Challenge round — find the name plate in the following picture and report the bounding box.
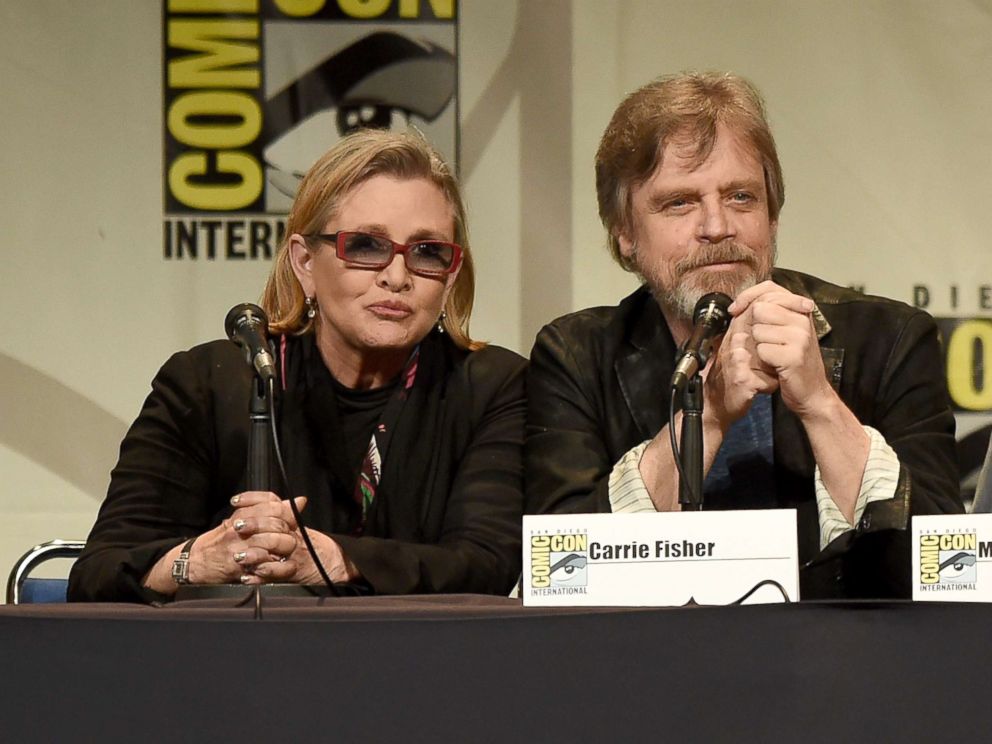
[522,510,799,607]
[913,514,992,601]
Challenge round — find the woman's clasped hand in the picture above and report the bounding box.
[144,492,361,593]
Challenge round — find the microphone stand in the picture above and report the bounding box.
[678,373,704,511]
[191,305,341,604]
[671,293,730,513]
[243,350,340,599]
[246,374,273,491]
[180,362,334,601]
[176,372,276,604]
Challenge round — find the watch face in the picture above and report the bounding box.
[172,558,188,584]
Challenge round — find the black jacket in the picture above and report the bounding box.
[525,268,962,598]
[69,332,526,602]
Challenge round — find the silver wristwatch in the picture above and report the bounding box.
[171,537,197,585]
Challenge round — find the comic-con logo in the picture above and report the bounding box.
[919,532,977,586]
[162,0,457,260]
[531,533,588,589]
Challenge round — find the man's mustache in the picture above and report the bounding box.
[674,242,760,275]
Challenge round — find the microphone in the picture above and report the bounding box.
[670,292,732,392]
[225,303,276,383]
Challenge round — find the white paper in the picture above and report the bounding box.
[522,510,800,607]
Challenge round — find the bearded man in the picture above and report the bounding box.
[525,72,962,598]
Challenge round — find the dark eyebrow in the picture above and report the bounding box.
[349,224,390,236]
[348,225,451,243]
[721,179,765,195]
[408,229,450,242]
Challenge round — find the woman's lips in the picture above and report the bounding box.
[368,301,413,319]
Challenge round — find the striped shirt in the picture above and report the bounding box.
[608,425,899,550]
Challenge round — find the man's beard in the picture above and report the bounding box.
[635,239,776,321]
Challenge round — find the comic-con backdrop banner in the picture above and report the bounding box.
[935,317,992,494]
[162,0,458,261]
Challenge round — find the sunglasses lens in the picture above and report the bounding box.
[336,232,457,275]
[408,242,455,274]
[341,233,392,265]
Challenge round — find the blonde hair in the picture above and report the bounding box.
[596,71,785,271]
[261,129,480,350]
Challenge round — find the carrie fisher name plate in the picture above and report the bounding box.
[522,510,799,607]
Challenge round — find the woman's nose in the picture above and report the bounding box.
[375,253,413,290]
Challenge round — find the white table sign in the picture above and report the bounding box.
[522,510,799,607]
[912,514,992,602]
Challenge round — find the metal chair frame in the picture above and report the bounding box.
[5,539,85,604]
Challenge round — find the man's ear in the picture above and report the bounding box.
[617,230,636,260]
[288,235,315,296]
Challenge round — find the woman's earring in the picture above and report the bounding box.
[305,295,317,320]
[436,310,447,334]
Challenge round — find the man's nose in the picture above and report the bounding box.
[697,202,734,243]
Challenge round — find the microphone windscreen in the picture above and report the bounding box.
[692,293,732,331]
[225,303,269,342]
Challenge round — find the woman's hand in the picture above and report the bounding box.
[197,491,305,585]
[262,528,360,586]
[224,492,361,586]
[143,491,359,592]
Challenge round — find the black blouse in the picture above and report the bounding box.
[68,331,527,602]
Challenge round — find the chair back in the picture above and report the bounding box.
[6,539,86,604]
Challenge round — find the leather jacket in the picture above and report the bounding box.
[525,268,962,599]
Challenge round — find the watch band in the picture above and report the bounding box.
[171,536,198,585]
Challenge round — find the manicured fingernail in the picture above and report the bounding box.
[230,494,241,506]
[233,519,246,532]
[233,551,247,563]
[239,574,252,584]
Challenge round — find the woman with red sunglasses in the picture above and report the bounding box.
[69,130,525,602]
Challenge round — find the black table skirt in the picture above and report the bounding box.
[0,596,983,742]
